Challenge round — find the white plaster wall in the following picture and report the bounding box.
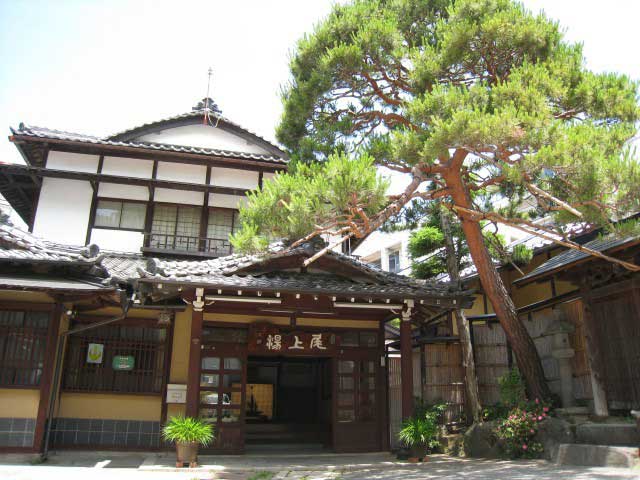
[136,124,271,155]
[156,162,206,184]
[98,183,149,201]
[32,178,93,246]
[46,151,99,173]
[208,194,246,209]
[354,230,412,274]
[89,228,145,253]
[101,156,154,178]
[263,172,278,183]
[210,167,259,189]
[154,188,203,205]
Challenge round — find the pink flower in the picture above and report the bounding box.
[522,444,528,450]
[535,398,540,404]
[538,416,543,421]
[543,407,549,412]
[542,413,547,417]
[530,429,535,434]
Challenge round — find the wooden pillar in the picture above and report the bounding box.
[580,283,608,416]
[400,307,414,420]
[34,304,62,452]
[186,306,204,417]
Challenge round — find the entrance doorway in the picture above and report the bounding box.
[245,356,332,451]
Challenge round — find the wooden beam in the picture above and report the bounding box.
[400,312,414,420]
[0,163,252,197]
[186,308,203,417]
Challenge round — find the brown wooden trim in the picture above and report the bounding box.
[85,155,103,244]
[258,170,264,189]
[33,304,62,452]
[400,317,413,420]
[0,163,252,197]
[160,317,175,425]
[186,309,203,417]
[0,302,55,312]
[11,135,287,172]
[28,147,48,232]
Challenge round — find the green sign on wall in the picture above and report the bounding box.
[112,355,135,371]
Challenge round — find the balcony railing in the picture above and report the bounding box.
[143,233,233,258]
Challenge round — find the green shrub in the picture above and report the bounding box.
[498,368,526,407]
[399,402,447,451]
[494,399,552,459]
[398,416,440,450]
[162,416,215,446]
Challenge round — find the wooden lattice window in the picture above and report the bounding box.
[62,324,167,394]
[0,310,50,387]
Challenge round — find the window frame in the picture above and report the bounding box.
[387,249,401,273]
[61,319,170,396]
[0,305,53,389]
[93,197,148,232]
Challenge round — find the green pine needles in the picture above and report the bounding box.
[161,416,215,446]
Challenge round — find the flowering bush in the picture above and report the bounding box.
[493,399,551,459]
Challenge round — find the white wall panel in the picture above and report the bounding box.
[33,178,92,245]
[208,194,246,209]
[98,183,149,201]
[154,188,203,205]
[210,167,259,189]
[90,228,145,253]
[136,124,271,155]
[263,172,278,182]
[156,162,206,184]
[102,156,154,178]
[47,151,99,173]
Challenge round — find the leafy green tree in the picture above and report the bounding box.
[232,0,640,400]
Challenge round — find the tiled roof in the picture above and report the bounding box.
[11,123,287,164]
[0,222,99,264]
[514,234,640,285]
[137,242,471,302]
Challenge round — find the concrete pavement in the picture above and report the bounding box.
[0,452,638,479]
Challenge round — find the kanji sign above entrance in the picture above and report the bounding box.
[248,324,338,355]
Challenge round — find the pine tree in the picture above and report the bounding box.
[232,0,640,400]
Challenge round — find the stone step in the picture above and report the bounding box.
[576,423,639,446]
[556,443,640,468]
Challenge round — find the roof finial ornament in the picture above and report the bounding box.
[193,67,221,118]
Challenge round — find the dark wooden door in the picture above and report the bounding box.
[333,350,381,452]
[198,342,247,453]
[590,282,640,410]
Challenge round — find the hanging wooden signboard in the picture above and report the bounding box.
[248,323,339,356]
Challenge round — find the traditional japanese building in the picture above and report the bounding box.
[0,100,473,454]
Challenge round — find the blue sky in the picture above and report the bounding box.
[0,0,638,171]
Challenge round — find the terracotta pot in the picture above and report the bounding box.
[175,441,199,468]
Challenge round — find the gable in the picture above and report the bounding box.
[135,124,272,156]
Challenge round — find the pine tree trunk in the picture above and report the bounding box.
[445,174,551,401]
[439,205,482,422]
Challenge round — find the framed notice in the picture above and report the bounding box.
[86,343,104,364]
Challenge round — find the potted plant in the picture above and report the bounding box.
[398,416,439,462]
[162,416,215,468]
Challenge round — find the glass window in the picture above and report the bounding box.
[338,409,355,423]
[388,250,401,273]
[220,408,241,423]
[200,391,219,405]
[223,358,242,370]
[201,357,221,371]
[200,408,217,423]
[360,332,378,348]
[339,376,354,391]
[341,332,359,347]
[150,204,201,251]
[222,373,242,388]
[95,200,146,230]
[62,324,167,394]
[200,374,219,388]
[338,360,355,374]
[0,311,50,387]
